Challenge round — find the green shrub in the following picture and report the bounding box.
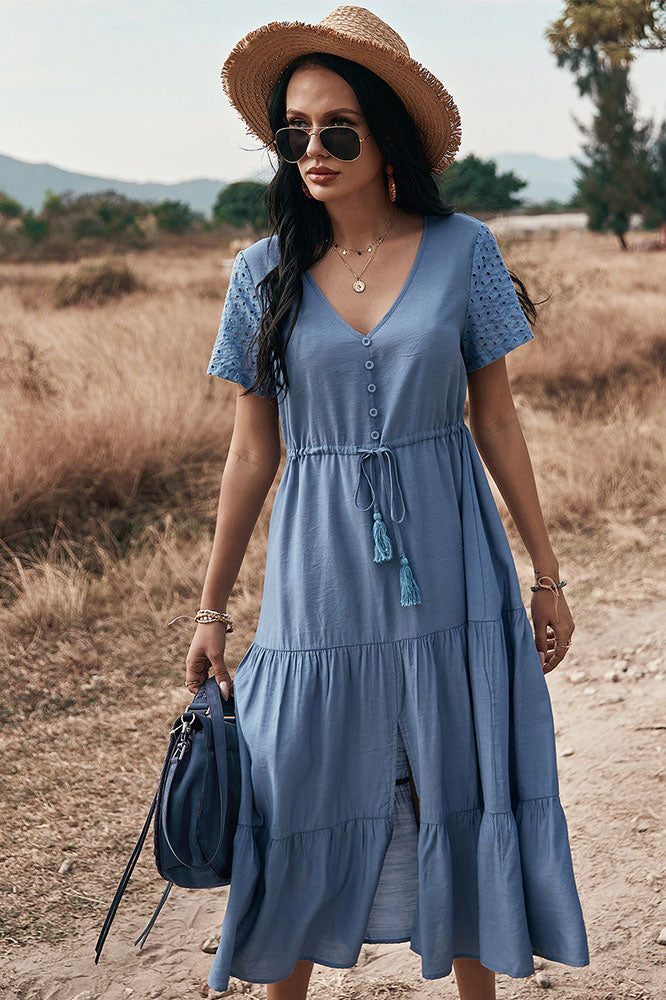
[153,199,195,233]
[42,190,67,217]
[22,211,50,242]
[213,181,268,230]
[0,190,22,218]
[75,216,106,239]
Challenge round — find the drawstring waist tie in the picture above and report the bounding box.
[285,422,466,608]
[353,445,421,606]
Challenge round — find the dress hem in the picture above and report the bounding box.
[214,943,590,989]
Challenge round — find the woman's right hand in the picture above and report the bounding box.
[184,622,233,700]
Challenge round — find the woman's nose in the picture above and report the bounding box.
[306,130,327,157]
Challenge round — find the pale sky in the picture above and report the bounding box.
[3,0,665,183]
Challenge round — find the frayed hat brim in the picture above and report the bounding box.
[221,10,462,174]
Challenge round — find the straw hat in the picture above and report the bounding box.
[221,5,462,174]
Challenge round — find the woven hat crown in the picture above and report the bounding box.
[317,6,411,57]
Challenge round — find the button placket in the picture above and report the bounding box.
[362,335,380,443]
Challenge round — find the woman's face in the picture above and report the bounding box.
[282,63,385,204]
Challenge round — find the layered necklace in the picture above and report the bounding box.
[332,208,397,293]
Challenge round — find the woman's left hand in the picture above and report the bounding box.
[532,586,574,674]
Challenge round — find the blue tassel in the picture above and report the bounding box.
[372,507,393,562]
[399,554,421,606]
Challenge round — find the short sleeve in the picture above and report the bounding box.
[461,223,534,374]
[206,250,277,396]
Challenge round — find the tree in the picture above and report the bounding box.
[546,0,663,246]
[213,181,268,230]
[153,199,195,233]
[437,154,528,213]
[546,0,666,79]
[571,64,653,247]
[643,119,666,239]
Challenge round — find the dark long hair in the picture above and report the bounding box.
[244,51,537,399]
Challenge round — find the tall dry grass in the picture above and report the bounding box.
[0,226,664,950]
[0,250,234,542]
[1,227,664,659]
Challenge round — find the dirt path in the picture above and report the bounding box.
[4,599,665,1000]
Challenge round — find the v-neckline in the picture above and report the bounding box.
[303,214,430,342]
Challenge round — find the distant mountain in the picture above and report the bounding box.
[0,150,579,216]
[0,153,228,215]
[254,155,580,204]
[490,152,578,204]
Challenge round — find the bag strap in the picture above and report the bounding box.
[94,787,161,964]
[133,879,174,950]
[206,675,230,824]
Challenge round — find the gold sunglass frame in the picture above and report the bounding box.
[271,125,371,163]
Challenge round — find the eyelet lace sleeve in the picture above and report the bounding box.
[461,223,534,374]
[206,250,277,397]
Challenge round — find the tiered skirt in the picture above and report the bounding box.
[206,607,590,990]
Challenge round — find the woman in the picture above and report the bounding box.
[185,7,590,999]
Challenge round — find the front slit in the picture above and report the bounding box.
[398,719,420,829]
[363,724,420,943]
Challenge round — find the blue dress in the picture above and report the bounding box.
[204,211,590,990]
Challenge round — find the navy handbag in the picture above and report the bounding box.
[94,676,240,963]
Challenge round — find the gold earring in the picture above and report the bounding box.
[302,180,314,200]
[385,163,396,203]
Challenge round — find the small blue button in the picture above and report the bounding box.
[364,360,374,370]
[367,383,376,393]
[361,336,371,346]
[369,407,378,417]
[370,430,380,441]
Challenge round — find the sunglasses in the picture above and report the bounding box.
[273,125,371,163]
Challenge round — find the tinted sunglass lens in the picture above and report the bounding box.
[274,126,362,162]
[322,127,361,160]
[275,128,308,162]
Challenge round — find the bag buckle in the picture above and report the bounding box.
[172,711,196,760]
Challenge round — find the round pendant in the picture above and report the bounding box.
[353,279,366,293]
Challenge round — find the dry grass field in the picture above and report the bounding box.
[1,224,665,1000]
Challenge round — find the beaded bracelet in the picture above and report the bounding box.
[167,609,234,633]
[530,572,567,626]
